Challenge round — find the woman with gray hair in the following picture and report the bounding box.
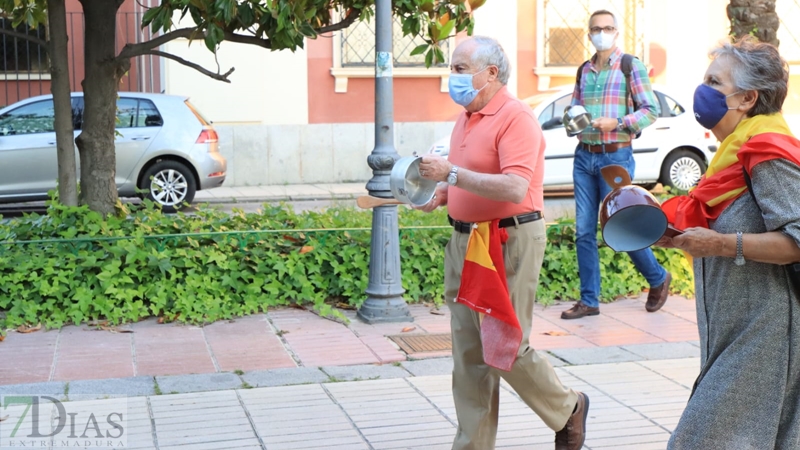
[658,36,800,448]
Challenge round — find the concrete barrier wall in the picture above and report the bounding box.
[215,122,456,187]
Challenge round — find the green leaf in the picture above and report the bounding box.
[410,44,428,56]
[32,9,46,25]
[299,22,317,38]
[226,0,237,22]
[204,23,223,51]
[433,45,445,64]
[141,7,161,26]
[438,18,456,41]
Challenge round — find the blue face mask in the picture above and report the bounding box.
[693,84,741,129]
[448,67,489,107]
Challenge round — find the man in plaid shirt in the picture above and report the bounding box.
[561,9,672,320]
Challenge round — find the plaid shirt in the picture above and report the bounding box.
[570,47,659,145]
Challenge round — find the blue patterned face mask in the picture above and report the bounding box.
[693,84,742,129]
[448,67,489,107]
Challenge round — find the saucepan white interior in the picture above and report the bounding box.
[563,105,593,137]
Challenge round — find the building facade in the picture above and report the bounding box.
[1,0,161,107]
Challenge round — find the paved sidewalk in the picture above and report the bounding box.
[193,183,369,203]
[0,294,700,449]
[0,294,697,387]
[0,356,699,450]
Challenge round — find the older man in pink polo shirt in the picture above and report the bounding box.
[416,36,589,450]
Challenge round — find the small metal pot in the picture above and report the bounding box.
[562,105,593,137]
[389,156,437,206]
[599,165,683,252]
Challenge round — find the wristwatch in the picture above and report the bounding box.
[447,165,459,186]
[734,231,745,266]
[616,117,624,131]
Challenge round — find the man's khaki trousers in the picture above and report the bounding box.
[444,218,578,450]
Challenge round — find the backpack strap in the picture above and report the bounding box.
[621,53,644,139]
[575,60,589,93]
[621,54,638,114]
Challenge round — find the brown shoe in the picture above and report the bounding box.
[555,392,589,450]
[560,302,599,320]
[645,272,672,312]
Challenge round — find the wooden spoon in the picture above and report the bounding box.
[356,195,404,209]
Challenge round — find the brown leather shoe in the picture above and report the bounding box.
[555,392,589,450]
[560,302,599,320]
[645,272,672,312]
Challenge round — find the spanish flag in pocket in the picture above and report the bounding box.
[456,219,522,372]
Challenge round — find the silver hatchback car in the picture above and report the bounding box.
[0,92,227,211]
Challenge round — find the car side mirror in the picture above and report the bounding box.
[541,117,563,130]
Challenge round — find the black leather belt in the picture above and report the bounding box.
[582,141,631,153]
[448,211,543,234]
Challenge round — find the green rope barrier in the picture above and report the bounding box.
[0,222,566,247]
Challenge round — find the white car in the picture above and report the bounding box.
[428,85,717,191]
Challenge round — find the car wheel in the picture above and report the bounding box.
[141,160,196,212]
[660,149,706,192]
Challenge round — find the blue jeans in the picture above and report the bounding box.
[573,144,668,308]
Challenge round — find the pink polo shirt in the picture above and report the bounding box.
[447,86,545,223]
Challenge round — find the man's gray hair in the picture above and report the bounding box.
[710,36,788,117]
[589,9,618,29]
[469,36,511,85]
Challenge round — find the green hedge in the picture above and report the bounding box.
[0,200,693,331]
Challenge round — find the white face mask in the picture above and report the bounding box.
[590,32,616,51]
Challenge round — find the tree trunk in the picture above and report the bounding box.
[75,0,125,215]
[47,0,78,206]
[727,0,780,47]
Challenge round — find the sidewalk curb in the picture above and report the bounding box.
[195,193,364,204]
[0,342,701,400]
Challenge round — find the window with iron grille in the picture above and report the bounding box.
[0,19,49,73]
[340,17,450,67]
[541,0,646,67]
[778,0,800,64]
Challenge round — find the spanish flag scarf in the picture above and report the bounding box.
[662,114,800,230]
[456,220,521,372]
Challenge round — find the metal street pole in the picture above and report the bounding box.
[357,0,413,324]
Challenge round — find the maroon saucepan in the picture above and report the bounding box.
[599,165,683,252]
